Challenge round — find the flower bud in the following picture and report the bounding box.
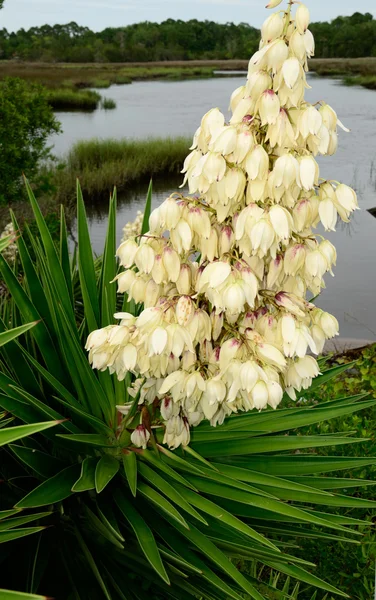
[295,4,310,34]
[131,424,150,449]
[299,155,318,191]
[176,263,192,294]
[252,381,269,409]
[261,13,283,43]
[151,254,167,284]
[162,247,181,282]
[266,0,282,7]
[267,380,283,409]
[319,198,337,231]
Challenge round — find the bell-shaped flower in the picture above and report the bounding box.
[304,29,315,57]
[289,30,306,61]
[209,126,237,155]
[246,70,272,99]
[282,57,301,89]
[230,131,254,164]
[230,96,254,125]
[269,205,293,241]
[116,239,139,268]
[201,107,225,140]
[162,247,181,282]
[258,89,280,125]
[299,155,318,190]
[273,153,301,189]
[245,145,269,180]
[267,380,283,408]
[202,152,226,184]
[135,244,155,274]
[319,198,337,231]
[266,108,296,149]
[176,264,192,294]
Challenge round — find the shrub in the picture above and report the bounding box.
[0,78,61,204]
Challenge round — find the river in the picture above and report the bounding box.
[51,74,376,343]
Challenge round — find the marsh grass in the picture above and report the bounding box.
[0,61,224,89]
[101,97,117,109]
[52,136,190,201]
[343,75,376,90]
[47,88,101,110]
[309,57,376,89]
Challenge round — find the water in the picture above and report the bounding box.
[57,74,376,342]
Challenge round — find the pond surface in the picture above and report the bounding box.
[58,74,376,343]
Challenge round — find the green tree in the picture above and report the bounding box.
[0,77,61,203]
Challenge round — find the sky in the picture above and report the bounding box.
[1,0,375,32]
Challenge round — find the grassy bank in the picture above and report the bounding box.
[309,57,376,89]
[343,75,376,90]
[0,61,229,89]
[52,136,190,202]
[2,58,376,92]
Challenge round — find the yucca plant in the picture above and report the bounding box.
[0,182,375,600]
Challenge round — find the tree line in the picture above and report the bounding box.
[0,12,374,63]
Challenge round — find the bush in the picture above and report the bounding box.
[0,78,61,203]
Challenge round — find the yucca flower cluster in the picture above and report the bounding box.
[122,210,144,241]
[87,0,358,450]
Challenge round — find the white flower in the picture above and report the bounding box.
[86,0,356,447]
[296,4,310,34]
[259,90,281,125]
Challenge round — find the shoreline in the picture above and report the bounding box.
[1,58,375,92]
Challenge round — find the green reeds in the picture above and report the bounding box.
[101,97,117,109]
[53,136,190,201]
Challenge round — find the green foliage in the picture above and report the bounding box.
[0,183,375,599]
[0,14,375,63]
[0,21,259,62]
[288,346,376,600]
[0,78,61,204]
